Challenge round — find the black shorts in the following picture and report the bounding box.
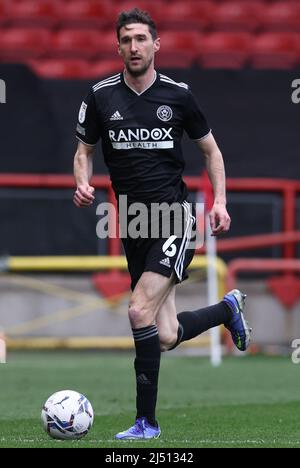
[121,201,196,291]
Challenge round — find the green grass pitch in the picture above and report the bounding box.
[0,351,300,448]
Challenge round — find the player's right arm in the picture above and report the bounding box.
[73,142,95,208]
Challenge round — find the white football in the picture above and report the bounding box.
[41,390,94,440]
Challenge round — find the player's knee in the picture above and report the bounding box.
[159,331,178,352]
[128,302,153,328]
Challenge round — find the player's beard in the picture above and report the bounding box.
[126,55,153,77]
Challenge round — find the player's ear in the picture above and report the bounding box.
[154,37,160,53]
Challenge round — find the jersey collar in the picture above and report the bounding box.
[122,70,157,96]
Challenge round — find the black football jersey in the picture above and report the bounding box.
[76,72,210,204]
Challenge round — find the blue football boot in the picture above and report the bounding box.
[115,417,161,440]
[223,289,252,351]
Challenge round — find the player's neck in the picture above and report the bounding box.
[124,68,157,95]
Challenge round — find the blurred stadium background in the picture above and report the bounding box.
[0,0,300,448]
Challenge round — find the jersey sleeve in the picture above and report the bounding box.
[75,90,101,146]
[183,90,211,140]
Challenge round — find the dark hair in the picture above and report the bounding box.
[116,8,158,41]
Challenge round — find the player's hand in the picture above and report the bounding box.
[209,203,231,236]
[73,184,95,208]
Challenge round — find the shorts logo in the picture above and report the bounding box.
[78,102,87,124]
[157,105,173,122]
[162,235,177,257]
[160,257,171,268]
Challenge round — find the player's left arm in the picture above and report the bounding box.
[196,132,231,236]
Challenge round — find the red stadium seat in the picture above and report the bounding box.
[250,33,300,69]
[50,30,102,59]
[159,1,215,31]
[157,31,202,68]
[7,0,59,28]
[155,55,196,69]
[112,1,163,27]
[30,59,89,79]
[58,0,112,29]
[89,59,123,79]
[0,28,51,61]
[212,1,264,32]
[93,30,120,59]
[262,2,300,32]
[0,0,9,27]
[199,32,251,69]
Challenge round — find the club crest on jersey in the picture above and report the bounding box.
[157,105,173,122]
[78,102,87,124]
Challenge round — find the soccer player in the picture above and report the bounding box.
[73,8,252,440]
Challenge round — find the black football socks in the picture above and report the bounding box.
[171,301,233,349]
[132,325,161,427]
